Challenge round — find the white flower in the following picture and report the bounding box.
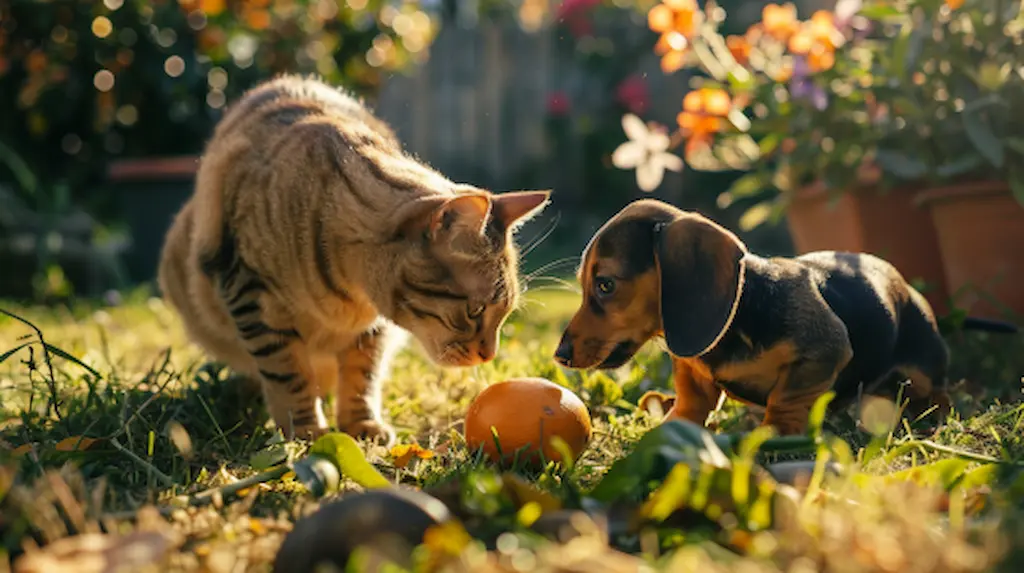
[611,113,684,192]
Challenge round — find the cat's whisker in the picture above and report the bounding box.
[523,256,579,282]
[519,211,562,258]
[524,276,581,294]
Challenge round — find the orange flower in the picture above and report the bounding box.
[807,46,836,72]
[655,32,689,73]
[786,11,841,72]
[807,10,842,49]
[726,35,750,65]
[648,0,701,38]
[199,0,226,16]
[787,29,814,54]
[945,0,965,8]
[244,9,271,30]
[770,60,794,82]
[762,3,799,42]
[745,22,766,43]
[663,0,698,11]
[648,4,676,33]
[677,88,731,152]
[26,49,47,73]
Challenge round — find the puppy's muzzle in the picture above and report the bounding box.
[554,334,574,367]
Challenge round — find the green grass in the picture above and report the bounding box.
[2,284,1024,572]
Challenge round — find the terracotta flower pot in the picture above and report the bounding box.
[785,180,950,315]
[916,182,1024,322]
[106,155,198,284]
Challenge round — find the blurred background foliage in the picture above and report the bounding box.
[0,0,438,205]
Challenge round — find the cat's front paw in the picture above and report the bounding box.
[290,423,330,442]
[344,419,396,448]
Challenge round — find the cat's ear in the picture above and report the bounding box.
[428,193,492,239]
[491,190,551,231]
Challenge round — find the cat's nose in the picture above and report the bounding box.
[477,340,496,362]
[554,335,573,367]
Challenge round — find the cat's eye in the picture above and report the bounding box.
[468,303,486,318]
[594,277,616,298]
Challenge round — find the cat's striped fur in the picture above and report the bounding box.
[158,75,550,444]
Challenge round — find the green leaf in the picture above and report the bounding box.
[859,4,903,19]
[738,201,773,231]
[1010,167,1024,208]
[962,93,1004,114]
[935,154,985,178]
[309,432,391,489]
[1006,137,1024,156]
[588,419,711,503]
[250,446,288,471]
[639,462,692,522]
[874,149,928,180]
[0,342,31,365]
[727,173,768,198]
[807,391,836,441]
[889,25,912,84]
[962,109,1005,168]
[958,463,999,491]
[887,458,973,491]
[291,455,341,497]
[758,134,781,156]
[548,436,577,472]
[43,343,103,380]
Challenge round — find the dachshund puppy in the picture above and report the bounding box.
[553,198,956,436]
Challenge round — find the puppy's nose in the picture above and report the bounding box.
[554,335,574,366]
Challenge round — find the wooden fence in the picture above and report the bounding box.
[372,11,691,198]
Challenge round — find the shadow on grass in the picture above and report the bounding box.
[0,352,284,513]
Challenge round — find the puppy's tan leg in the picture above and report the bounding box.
[664,358,721,427]
[762,360,845,436]
[898,366,951,424]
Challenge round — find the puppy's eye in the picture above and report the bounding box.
[468,303,486,318]
[594,277,616,297]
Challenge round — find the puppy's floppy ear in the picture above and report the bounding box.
[491,190,551,232]
[654,213,747,357]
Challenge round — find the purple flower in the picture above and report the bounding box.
[789,56,829,111]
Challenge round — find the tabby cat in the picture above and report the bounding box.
[158,75,550,445]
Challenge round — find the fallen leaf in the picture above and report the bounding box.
[165,421,193,459]
[54,436,98,452]
[390,443,436,469]
[12,443,35,456]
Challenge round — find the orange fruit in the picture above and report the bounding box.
[464,378,592,467]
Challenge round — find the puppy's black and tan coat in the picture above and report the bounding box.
[554,199,955,435]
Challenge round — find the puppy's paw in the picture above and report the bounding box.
[345,419,397,448]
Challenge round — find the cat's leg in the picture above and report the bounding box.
[215,265,328,440]
[334,321,403,447]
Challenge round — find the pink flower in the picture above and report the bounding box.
[556,0,601,20]
[616,74,650,115]
[557,0,601,38]
[547,91,571,116]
